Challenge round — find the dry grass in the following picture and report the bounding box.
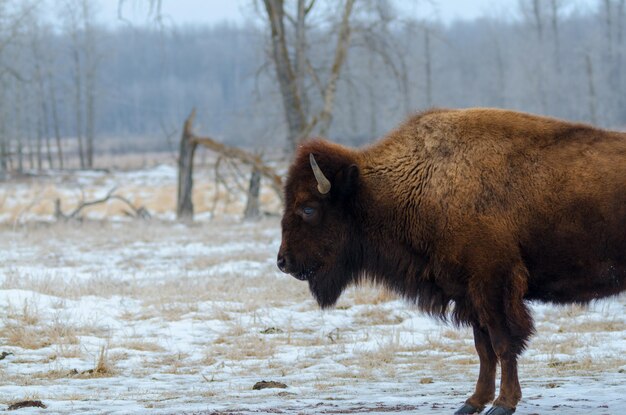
[1,301,63,350]
[530,335,580,357]
[0,270,139,300]
[349,282,397,305]
[423,332,475,355]
[568,318,626,333]
[83,346,115,378]
[6,299,40,325]
[353,306,405,326]
[545,355,598,374]
[118,340,165,353]
[152,352,196,375]
[357,340,401,369]
[50,344,83,359]
[27,346,116,380]
[2,308,104,351]
[213,334,277,361]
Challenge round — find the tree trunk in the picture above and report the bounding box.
[618,0,625,121]
[367,53,378,137]
[604,0,613,58]
[27,124,35,170]
[85,74,95,168]
[532,0,543,40]
[177,112,197,221]
[48,75,64,169]
[15,82,24,173]
[44,113,53,169]
[550,0,561,74]
[32,29,51,169]
[493,36,506,107]
[424,27,433,107]
[84,0,97,169]
[0,112,7,178]
[585,54,598,125]
[36,113,43,170]
[243,168,261,220]
[263,0,307,153]
[294,0,309,116]
[0,79,6,176]
[72,46,85,169]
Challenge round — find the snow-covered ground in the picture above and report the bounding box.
[1,168,625,414]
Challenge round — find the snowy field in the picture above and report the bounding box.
[1,166,626,414]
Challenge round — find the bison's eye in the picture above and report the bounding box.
[302,206,316,218]
[298,203,320,223]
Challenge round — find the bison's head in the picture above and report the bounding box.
[277,140,361,308]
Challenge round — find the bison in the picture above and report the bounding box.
[277,108,626,415]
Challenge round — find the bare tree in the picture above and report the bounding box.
[262,0,356,154]
[585,53,598,125]
[423,26,433,107]
[82,0,98,168]
[30,18,53,170]
[531,0,543,40]
[61,0,99,169]
[617,0,625,121]
[619,0,625,46]
[518,0,548,114]
[262,0,308,152]
[549,0,562,73]
[604,0,613,58]
[48,65,64,169]
[63,0,86,168]
[13,64,25,172]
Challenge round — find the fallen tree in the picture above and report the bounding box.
[177,109,283,221]
[54,187,150,221]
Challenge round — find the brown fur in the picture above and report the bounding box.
[277,108,626,412]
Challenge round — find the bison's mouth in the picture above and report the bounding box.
[292,273,308,281]
[290,266,318,281]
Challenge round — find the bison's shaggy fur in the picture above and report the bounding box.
[277,108,626,414]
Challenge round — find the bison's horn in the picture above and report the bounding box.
[309,153,331,194]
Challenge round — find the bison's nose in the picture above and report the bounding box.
[277,253,288,273]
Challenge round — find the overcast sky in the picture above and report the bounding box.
[101,0,596,28]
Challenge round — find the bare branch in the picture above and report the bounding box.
[317,0,356,136]
[183,110,284,202]
[305,57,325,96]
[54,187,151,221]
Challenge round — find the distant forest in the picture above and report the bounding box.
[0,1,624,167]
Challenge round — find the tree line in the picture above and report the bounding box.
[0,0,624,174]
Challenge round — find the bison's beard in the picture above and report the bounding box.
[308,266,355,309]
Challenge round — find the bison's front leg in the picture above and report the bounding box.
[484,268,533,414]
[482,325,524,415]
[455,324,497,414]
[460,261,533,415]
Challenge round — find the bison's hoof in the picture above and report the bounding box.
[485,406,515,415]
[454,404,482,414]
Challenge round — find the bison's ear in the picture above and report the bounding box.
[334,164,359,200]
